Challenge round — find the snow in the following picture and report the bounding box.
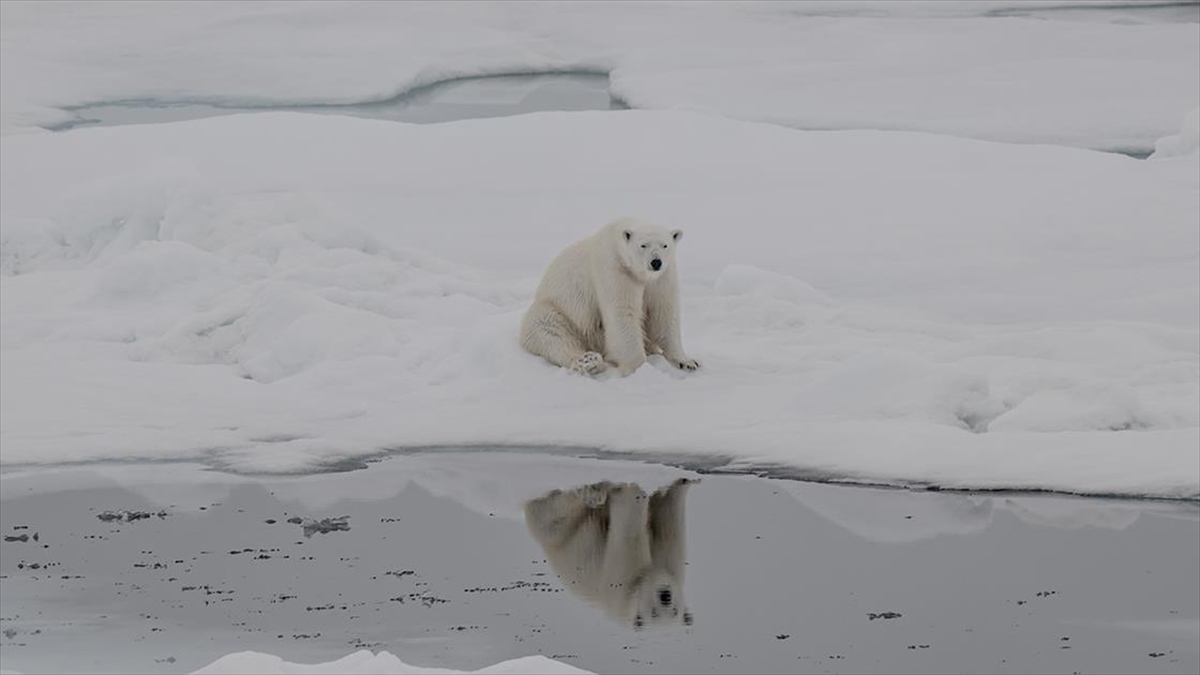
[1,108,1196,498]
[0,651,589,675]
[1,1,1197,153]
[193,650,590,675]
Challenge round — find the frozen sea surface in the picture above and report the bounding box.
[2,1,1197,153]
[1,453,1197,674]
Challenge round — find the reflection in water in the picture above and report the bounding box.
[778,478,1184,545]
[3,457,1198,674]
[525,478,696,630]
[779,481,995,543]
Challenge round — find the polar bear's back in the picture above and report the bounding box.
[532,236,606,349]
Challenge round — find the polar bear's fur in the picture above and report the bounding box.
[524,478,696,629]
[520,218,698,376]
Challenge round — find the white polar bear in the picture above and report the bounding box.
[524,478,696,630]
[520,217,699,376]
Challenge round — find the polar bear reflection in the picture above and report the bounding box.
[524,478,696,630]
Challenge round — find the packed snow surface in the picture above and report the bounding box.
[1,1,1197,153]
[1,109,1196,498]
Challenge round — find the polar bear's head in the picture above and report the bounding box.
[631,567,692,630]
[616,221,683,283]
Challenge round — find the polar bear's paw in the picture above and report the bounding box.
[582,482,611,508]
[672,357,700,372]
[570,351,607,375]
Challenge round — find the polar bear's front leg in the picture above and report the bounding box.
[646,274,699,371]
[603,484,653,581]
[599,286,648,376]
[669,355,700,372]
[649,478,697,579]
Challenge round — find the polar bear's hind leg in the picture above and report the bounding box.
[521,301,607,375]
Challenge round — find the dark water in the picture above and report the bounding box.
[1,452,1197,674]
[47,72,625,132]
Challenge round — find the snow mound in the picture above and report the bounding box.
[193,650,590,675]
[714,265,836,308]
[1150,105,1200,158]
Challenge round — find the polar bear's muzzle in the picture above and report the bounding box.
[650,258,663,271]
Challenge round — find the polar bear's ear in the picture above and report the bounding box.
[623,230,633,241]
[671,229,683,242]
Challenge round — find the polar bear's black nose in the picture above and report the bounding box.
[659,588,672,605]
[650,259,662,271]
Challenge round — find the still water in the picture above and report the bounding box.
[2,451,1196,674]
[49,72,624,132]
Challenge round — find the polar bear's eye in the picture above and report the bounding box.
[640,244,647,249]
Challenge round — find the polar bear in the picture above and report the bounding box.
[520,217,698,376]
[524,478,696,629]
